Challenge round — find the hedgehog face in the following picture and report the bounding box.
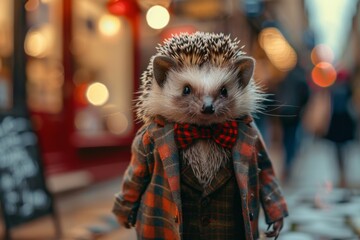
[165,65,239,125]
[142,55,258,125]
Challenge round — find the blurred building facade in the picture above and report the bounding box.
[0,0,359,191]
[0,0,141,193]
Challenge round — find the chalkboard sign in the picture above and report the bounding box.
[0,114,54,230]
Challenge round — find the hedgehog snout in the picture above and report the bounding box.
[201,96,215,114]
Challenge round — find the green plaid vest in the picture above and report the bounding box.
[180,160,246,240]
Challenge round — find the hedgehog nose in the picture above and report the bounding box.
[201,104,215,114]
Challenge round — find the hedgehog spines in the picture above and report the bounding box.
[136,32,257,123]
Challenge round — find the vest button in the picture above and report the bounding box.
[201,198,210,207]
[201,216,211,226]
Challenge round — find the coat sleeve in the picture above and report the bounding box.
[112,125,153,226]
[256,134,289,224]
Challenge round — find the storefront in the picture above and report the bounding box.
[0,0,139,189]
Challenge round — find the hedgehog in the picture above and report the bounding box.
[136,32,264,126]
[113,32,288,240]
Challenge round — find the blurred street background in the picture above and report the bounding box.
[0,0,360,239]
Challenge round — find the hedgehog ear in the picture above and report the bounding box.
[153,56,177,88]
[234,57,255,87]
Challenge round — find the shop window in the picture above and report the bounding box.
[72,0,134,139]
[25,0,64,114]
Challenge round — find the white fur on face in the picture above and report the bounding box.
[142,64,262,125]
[167,65,232,94]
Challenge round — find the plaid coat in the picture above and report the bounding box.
[113,117,288,240]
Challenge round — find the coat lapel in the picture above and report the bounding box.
[152,120,182,210]
[232,121,258,239]
[232,121,257,188]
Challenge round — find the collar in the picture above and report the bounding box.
[154,115,253,127]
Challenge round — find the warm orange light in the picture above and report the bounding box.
[107,0,138,17]
[146,5,170,30]
[25,0,40,11]
[258,27,297,72]
[25,25,53,58]
[98,14,121,37]
[311,44,334,65]
[74,83,89,107]
[25,30,48,58]
[86,82,109,106]
[311,62,337,88]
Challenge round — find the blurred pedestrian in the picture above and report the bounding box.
[323,69,356,188]
[350,67,360,138]
[275,63,310,180]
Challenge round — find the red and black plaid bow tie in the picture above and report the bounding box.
[174,121,238,149]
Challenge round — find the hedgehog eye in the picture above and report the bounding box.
[220,87,228,97]
[183,85,191,95]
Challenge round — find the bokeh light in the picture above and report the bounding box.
[311,44,334,65]
[25,30,48,58]
[311,62,337,87]
[146,5,170,30]
[74,83,88,107]
[24,25,53,58]
[107,0,138,16]
[258,27,297,72]
[25,0,40,12]
[106,112,129,135]
[98,14,121,37]
[86,82,109,106]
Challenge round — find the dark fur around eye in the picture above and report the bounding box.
[183,85,191,95]
[220,87,228,97]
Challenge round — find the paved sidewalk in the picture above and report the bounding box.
[2,138,360,239]
[1,178,136,240]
